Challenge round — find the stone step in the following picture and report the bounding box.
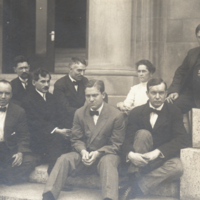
[0,183,179,200]
[29,165,179,198]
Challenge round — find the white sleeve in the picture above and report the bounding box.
[123,86,137,109]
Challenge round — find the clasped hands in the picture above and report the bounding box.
[81,150,100,166]
[128,149,161,167]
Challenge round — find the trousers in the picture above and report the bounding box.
[43,152,120,200]
[0,142,37,185]
[128,129,183,195]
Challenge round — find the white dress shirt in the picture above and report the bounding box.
[0,104,8,142]
[149,103,164,128]
[36,89,46,101]
[19,77,28,89]
[91,103,104,125]
[69,74,78,91]
[124,82,149,110]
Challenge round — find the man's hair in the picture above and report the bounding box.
[69,57,87,69]
[0,79,12,91]
[136,60,156,74]
[147,78,167,92]
[196,24,200,36]
[32,68,51,81]
[14,55,29,67]
[85,79,105,93]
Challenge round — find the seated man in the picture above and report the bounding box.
[11,55,34,106]
[53,57,88,128]
[121,78,190,200]
[22,68,71,174]
[43,79,125,200]
[0,79,36,185]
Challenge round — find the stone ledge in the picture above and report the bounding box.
[29,165,179,198]
[180,148,200,200]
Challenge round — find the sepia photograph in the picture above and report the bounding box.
[0,0,198,200]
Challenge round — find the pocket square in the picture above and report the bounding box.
[11,132,16,136]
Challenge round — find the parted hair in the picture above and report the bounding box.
[0,79,12,91]
[136,60,156,74]
[69,57,87,69]
[147,78,167,92]
[32,68,51,81]
[85,79,105,93]
[14,55,29,67]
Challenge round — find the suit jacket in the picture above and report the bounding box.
[22,89,67,143]
[11,75,34,106]
[123,102,190,160]
[168,46,200,95]
[71,103,125,155]
[4,102,31,154]
[53,74,88,127]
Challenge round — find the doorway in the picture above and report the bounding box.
[54,0,87,73]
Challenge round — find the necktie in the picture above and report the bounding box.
[149,107,161,115]
[0,107,6,112]
[72,81,78,86]
[21,81,28,89]
[90,110,99,116]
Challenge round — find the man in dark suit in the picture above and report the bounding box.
[53,57,88,128]
[167,24,200,114]
[120,78,190,200]
[10,55,34,106]
[0,79,36,185]
[22,68,71,174]
[43,79,125,200]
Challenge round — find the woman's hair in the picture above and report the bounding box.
[136,60,156,74]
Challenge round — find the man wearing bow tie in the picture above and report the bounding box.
[53,57,88,128]
[10,55,34,106]
[22,68,71,174]
[120,78,190,200]
[43,79,125,200]
[0,79,36,185]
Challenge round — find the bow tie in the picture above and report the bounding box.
[0,107,6,112]
[90,110,99,116]
[72,81,78,86]
[149,107,161,115]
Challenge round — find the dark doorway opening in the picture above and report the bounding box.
[54,0,87,73]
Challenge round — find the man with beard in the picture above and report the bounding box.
[11,56,34,106]
[22,68,71,174]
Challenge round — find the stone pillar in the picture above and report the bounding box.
[87,0,132,73]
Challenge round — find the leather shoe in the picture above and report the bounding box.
[43,191,55,200]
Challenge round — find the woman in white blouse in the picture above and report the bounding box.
[117,60,156,114]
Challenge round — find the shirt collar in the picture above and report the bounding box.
[91,103,104,115]
[69,74,76,83]
[149,102,164,111]
[36,89,46,98]
[0,104,9,108]
[19,76,28,83]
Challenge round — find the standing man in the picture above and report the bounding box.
[22,68,71,174]
[121,78,190,200]
[0,79,36,185]
[167,24,200,113]
[43,79,125,200]
[11,55,34,106]
[53,57,88,128]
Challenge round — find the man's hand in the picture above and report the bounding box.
[81,149,90,164]
[12,152,23,167]
[83,151,100,166]
[166,93,179,103]
[117,102,128,112]
[55,128,71,139]
[128,152,148,167]
[142,149,161,162]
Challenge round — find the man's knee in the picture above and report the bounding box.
[57,152,81,166]
[98,154,120,169]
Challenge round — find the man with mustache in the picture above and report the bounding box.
[22,68,71,174]
[11,55,34,106]
[53,57,88,128]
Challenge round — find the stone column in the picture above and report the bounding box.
[87,0,133,75]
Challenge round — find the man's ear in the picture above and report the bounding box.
[146,91,149,98]
[32,80,36,86]
[13,67,17,73]
[102,92,106,99]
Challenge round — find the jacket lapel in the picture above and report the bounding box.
[17,77,26,92]
[4,103,14,136]
[89,103,109,145]
[65,75,77,97]
[142,103,153,131]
